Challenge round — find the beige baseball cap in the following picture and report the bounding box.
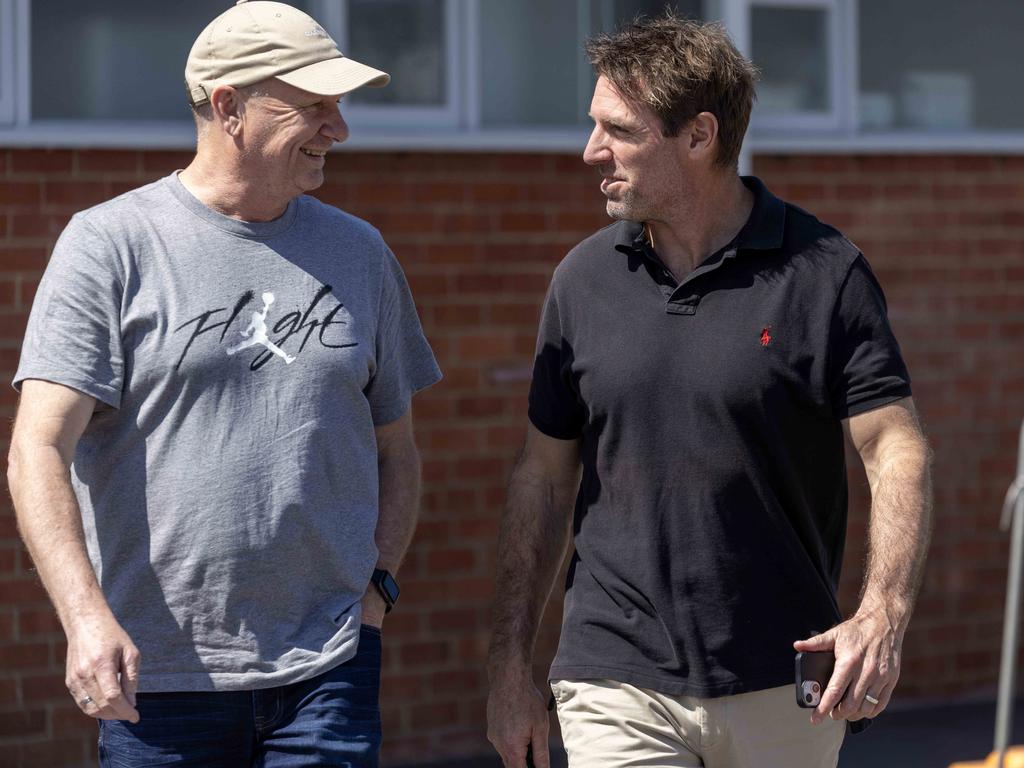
[185,0,390,107]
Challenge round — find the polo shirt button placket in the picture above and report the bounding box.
[666,294,700,315]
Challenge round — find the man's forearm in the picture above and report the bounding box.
[8,444,113,629]
[797,402,932,723]
[487,455,576,676]
[374,436,421,573]
[858,433,933,631]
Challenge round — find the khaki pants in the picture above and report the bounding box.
[551,679,844,768]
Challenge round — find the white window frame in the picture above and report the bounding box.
[744,0,852,134]
[0,0,1023,152]
[319,0,464,130]
[718,0,1024,153]
[7,0,198,147]
[0,0,19,126]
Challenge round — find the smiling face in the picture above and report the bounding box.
[583,76,689,223]
[239,78,349,207]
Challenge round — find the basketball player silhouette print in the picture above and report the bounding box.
[226,291,296,365]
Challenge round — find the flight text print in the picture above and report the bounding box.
[174,285,357,371]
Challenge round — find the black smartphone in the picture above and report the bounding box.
[795,650,835,708]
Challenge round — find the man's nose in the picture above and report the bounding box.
[323,106,350,144]
[583,127,608,166]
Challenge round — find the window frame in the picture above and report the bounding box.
[743,0,853,134]
[0,0,1022,153]
[0,0,19,126]
[321,0,465,130]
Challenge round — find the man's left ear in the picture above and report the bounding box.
[687,112,719,161]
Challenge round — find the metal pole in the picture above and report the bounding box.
[995,420,1024,767]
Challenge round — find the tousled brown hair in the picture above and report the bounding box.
[585,11,758,169]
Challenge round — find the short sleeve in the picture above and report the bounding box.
[527,276,586,439]
[13,216,125,408]
[827,254,912,419]
[363,245,442,425]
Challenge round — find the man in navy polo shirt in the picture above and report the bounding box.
[487,13,931,768]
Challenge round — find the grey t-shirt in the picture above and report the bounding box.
[14,174,441,692]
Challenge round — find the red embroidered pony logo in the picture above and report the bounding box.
[760,326,772,347]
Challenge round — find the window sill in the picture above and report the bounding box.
[2,122,1024,155]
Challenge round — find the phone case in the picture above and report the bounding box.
[795,650,835,708]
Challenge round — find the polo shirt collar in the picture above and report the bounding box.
[613,219,646,252]
[612,175,786,256]
[735,175,785,252]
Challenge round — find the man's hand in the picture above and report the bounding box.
[487,427,579,768]
[65,611,141,723]
[360,588,387,629]
[9,381,140,723]
[487,672,550,768]
[793,600,902,725]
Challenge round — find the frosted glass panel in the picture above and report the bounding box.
[596,1,700,30]
[31,1,315,121]
[751,7,830,114]
[479,0,580,126]
[479,0,701,128]
[347,0,445,106]
[859,0,1024,131]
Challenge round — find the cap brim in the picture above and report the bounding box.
[275,56,390,97]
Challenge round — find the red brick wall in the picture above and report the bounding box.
[0,149,1020,766]
[758,155,1024,700]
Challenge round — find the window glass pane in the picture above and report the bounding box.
[31,1,316,121]
[346,0,445,106]
[479,0,701,129]
[479,0,580,127]
[595,0,700,30]
[0,11,4,104]
[750,6,830,114]
[0,13,6,108]
[859,0,1024,131]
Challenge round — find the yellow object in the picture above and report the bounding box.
[949,747,1024,768]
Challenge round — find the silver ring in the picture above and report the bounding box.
[864,693,880,706]
[79,695,93,707]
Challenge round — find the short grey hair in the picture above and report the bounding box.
[190,82,270,136]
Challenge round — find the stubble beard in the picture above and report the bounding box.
[604,187,645,222]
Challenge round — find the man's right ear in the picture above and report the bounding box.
[209,85,244,138]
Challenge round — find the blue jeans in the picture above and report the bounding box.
[99,625,382,767]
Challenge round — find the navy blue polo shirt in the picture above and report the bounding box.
[529,176,912,698]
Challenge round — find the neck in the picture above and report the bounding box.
[178,145,290,223]
[646,172,754,279]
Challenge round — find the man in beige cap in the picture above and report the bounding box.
[8,2,440,765]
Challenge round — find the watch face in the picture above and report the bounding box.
[379,571,399,603]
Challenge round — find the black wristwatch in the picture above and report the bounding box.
[371,568,400,613]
